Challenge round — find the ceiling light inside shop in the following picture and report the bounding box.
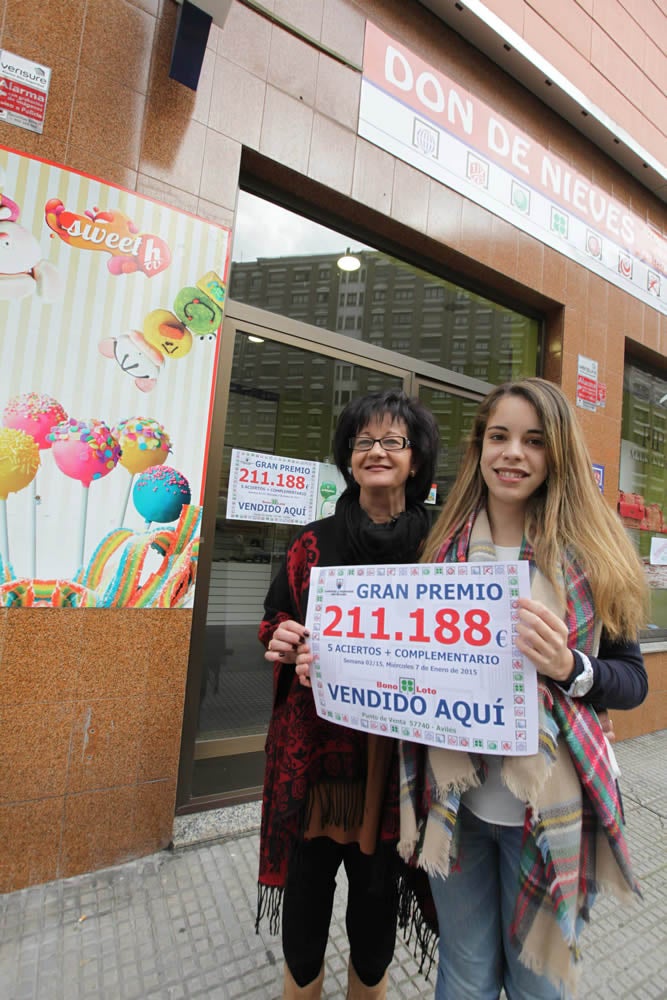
[337,248,361,272]
[247,335,264,343]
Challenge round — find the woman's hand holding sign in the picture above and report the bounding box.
[265,619,312,686]
[295,645,314,687]
[515,597,574,682]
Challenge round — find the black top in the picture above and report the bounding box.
[563,635,647,710]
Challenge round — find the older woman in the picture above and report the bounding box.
[256,389,439,999]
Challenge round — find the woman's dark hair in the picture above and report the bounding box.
[332,389,439,505]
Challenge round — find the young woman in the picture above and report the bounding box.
[256,389,439,999]
[399,377,648,1000]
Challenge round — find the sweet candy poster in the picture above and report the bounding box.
[0,146,230,607]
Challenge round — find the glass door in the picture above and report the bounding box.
[415,380,481,512]
[190,321,406,801]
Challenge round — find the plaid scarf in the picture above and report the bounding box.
[399,507,640,995]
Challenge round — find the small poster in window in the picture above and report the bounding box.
[226,448,319,525]
[316,463,347,519]
[650,536,667,566]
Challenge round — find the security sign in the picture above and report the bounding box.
[0,51,51,134]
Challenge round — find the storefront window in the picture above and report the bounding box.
[619,359,667,638]
[231,191,540,385]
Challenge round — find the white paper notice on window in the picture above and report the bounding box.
[650,536,667,565]
[305,560,538,755]
[226,448,319,525]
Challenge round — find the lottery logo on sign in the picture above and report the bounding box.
[648,271,661,297]
[618,253,633,279]
[466,153,489,187]
[551,208,568,238]
[511,182,530,214]
[413,118,439,158]
[586,231,602,259]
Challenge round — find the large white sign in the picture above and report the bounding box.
[359,23,667,316]
[306,561,538,755]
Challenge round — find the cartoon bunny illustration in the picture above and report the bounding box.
[0,193,61,302]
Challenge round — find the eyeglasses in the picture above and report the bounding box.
[349,436,411,452]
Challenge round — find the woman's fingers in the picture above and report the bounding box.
[599,710,616,743]
[515,599,572,681]
[266,620,311,666]
[265,620,309,663]
[270,620,309,648]
[295,650,313,687]
[517,599,567,639]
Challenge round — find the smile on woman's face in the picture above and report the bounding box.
[350,414,413,499]
[480,395,548,516]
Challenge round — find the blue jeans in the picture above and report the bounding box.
[429,806,565,1000]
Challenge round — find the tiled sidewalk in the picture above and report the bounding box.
[1,730,666,999]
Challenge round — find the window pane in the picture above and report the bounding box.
[418,386,479,512]
[230,191,540,384]
[619,360,667,639]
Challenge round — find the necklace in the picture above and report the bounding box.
[361,506,405,525]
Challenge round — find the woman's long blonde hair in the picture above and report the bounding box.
[422,378,647,639]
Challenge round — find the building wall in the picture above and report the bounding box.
[1,609,192,890]
[0,0,665,890]
[478,0,667,169]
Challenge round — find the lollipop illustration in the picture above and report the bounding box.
[48,418,121,569]
[3,392,68,575]
[114,417,171,526]
[0,427,40,568]
[132,465,191,528]
[3,392,68,448]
